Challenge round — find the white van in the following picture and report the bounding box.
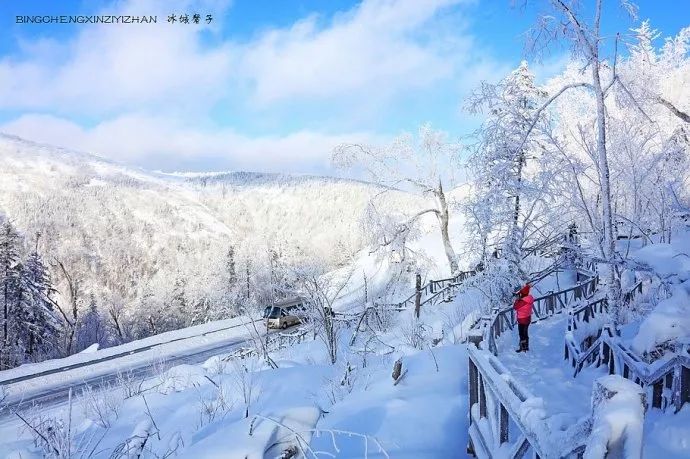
[263,298,307,329]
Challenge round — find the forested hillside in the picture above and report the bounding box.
[0,134,422,366]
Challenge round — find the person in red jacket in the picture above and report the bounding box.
[513,283,534,352]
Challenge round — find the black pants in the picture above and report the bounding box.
[518,322,530,345]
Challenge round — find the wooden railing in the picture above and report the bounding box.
[467,343,589,458]
[564,279,644,376]
[563,279,690,412]
[481,274,599,356]
[467,254,689,458]
[466,267,601,458]
[567,324,690,412]
[376,269,476,311]
[622,279,643,304]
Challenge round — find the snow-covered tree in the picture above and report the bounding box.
[465,61,552,278]
[0,221,22,369]
[519,4,690,324]
[292,261,354,365]
[333,124,462,274]
[18,249,60,361]
[77,293,104,352]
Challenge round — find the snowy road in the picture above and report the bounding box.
[0,318,279,414]
[4,336,248,413]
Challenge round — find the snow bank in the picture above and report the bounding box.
[0,316,253,384]
[311,345,468,458]
[159,365,208,394]
[584,376,645,459]
[631,283,690,354]
[78,343,100,354]
[644,404,690,457]
[0,317,260,403]
[632,243,689,279]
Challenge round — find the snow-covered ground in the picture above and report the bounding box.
[0,280,477,458]
[3,235,690,458]
[497,313,607,429]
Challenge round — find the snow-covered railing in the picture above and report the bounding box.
[467,343,590,458]
[376,269,476,311]
[564,278,646,378]
[481,273,599,356]
[622,280,644,304]
[230,327,312,361]
[567,324,690,412]
[561,274,690,411]
[564,298,609,375]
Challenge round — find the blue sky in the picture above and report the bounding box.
[0,0,687,174]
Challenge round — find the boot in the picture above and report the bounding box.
[515,340,525,353]
[523,339,529,352]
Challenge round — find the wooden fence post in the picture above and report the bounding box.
[586,376,646,459]
[680,365,690,412]
[414,273,422,318]
[499,403,509,444]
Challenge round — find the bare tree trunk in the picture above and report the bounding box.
[507,144,527,275]
[589,2,622,325]
[435,182,459,273]
[414,274,422,319]
[56,260,79,355]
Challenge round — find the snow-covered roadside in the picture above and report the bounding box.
[0,317,261,403]
[0,316,257,384]
[0,276,479,458]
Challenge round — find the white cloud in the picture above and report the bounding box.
[0,0,490,113]
[239,0,474,104]
[0,0,508,172]
[0,0,235,115]
[0,113,382,173]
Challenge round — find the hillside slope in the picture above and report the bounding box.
[0,134,424,344]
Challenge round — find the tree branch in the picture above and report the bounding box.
[657,97,690,123]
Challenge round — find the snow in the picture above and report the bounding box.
[0,316,259,402]
[311,346,467,458]
[644,404,690,458]
[497,313,607,429]
[625,234,690,354]
[159,365,210,394]
[632,243,690,280]
[78,343,100,354]
[585,376,646,459]
[0,273,477,458]
[631,282,690,354]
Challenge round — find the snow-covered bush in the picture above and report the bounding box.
[80,383,122,428]
[397,316,430,350]
[230,359,260,419]
[196,383,234,428]
[115,369,146,399]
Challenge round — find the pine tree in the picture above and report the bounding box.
[18,250,59,361]
[169,276,188,329]
[226,246,237,286]
[0,221,22,369]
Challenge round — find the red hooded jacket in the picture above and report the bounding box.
[513,284,534,325]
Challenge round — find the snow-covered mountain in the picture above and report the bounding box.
[0,134,423,341]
